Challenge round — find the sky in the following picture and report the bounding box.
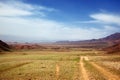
[0,0,120,42]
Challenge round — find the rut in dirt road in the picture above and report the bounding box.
[0,62,32,74]
[56,64,60,79]
[90,62,120,80]
[80,56,89,80]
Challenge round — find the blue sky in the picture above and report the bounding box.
[0,0,120,42]
[26,0,120,21]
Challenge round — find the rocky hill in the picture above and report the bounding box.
[0,40,11,52]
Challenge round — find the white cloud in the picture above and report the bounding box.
[0,0,119,42]
[76,13,120,25]
[1,16,118,41]
[0,3,33,16]
[0,0,57,17]
[75,20,101,24]
[90,13,120,25]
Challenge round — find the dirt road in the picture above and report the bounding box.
[80,56,120,80]
[91,62,120,80]
[80,56,89,80]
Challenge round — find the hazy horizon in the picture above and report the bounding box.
[0,0,120,42]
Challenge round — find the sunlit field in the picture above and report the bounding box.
[0,50,120,80]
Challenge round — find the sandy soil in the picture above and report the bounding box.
[80,56,89,80]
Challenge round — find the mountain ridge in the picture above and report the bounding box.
[0,40,11,52]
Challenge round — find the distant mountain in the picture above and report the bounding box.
[101,33,120,53]
[1,32,120,50]
[56,32,120,43]
[9,43,47,50]
[55,32,120,48]
[100,32,120,46]
[103,42,120,54]
[101,33,120,41]
[0,40,11,52]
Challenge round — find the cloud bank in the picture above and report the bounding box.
[0,0,120,42]
[0,0,56,17]
[90,13,120,25]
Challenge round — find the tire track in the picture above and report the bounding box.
[56,64,60,79]
[80,56,89,80]
[0,61,32,73]
[90,62,120,80]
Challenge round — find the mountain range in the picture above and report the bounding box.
[56,33,120,46]
[0,32,120,53]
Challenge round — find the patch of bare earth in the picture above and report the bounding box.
[56,64,60,79]
[80,56,89,80]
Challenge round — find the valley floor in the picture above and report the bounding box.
[0,50,120,80]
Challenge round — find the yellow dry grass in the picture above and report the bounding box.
[0,50,120,80]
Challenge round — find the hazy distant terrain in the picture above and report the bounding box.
[1,33,120,53]
[0,33,120,80]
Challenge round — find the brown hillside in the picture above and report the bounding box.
[0,40,11,52]
[10,43,47,50]
[104,42,120,54]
